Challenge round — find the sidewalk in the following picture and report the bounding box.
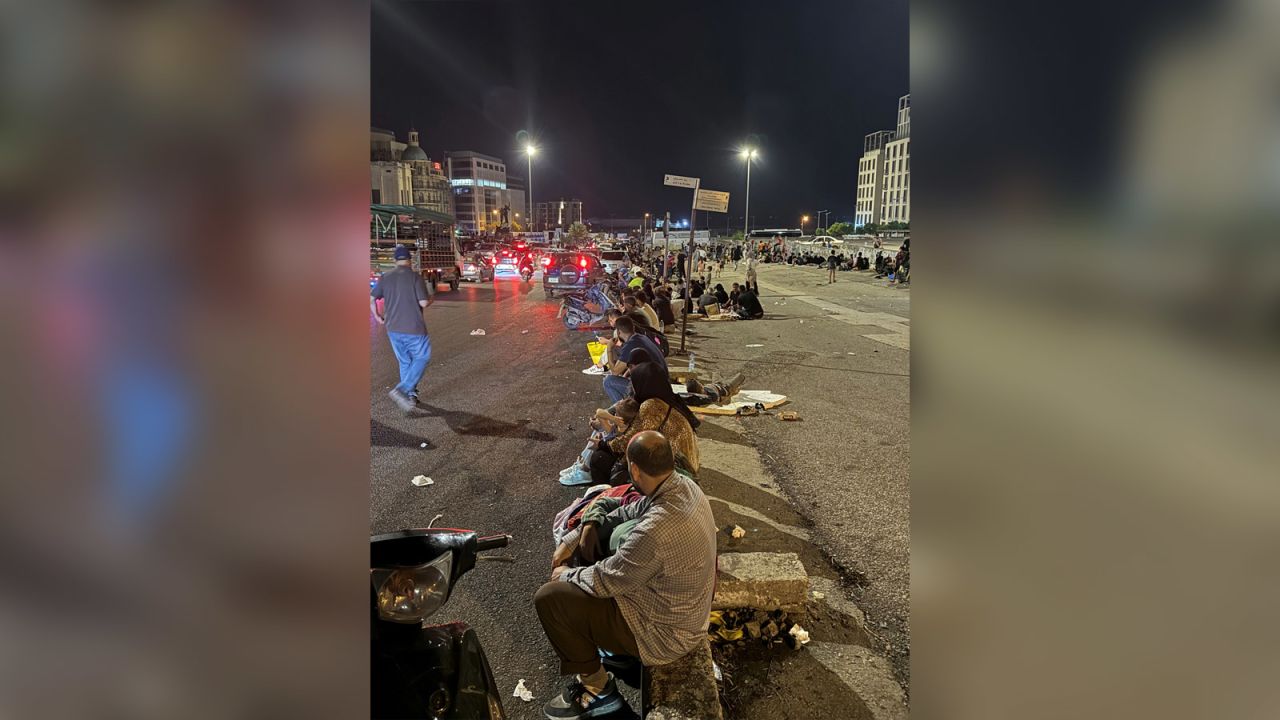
[678,261,912,692]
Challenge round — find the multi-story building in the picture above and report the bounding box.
[403,130,453,217]
[504,174,527,229]
[370,127,452,217]
[880,95,911,225]
[446,150,509,234]
[856,130,893,228]
[535,199,584,232]
[371,128,412,205]
[855,93,911,228]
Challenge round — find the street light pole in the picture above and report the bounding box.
[742,150,754,246]
[524,142,537,232]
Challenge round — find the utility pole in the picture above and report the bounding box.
[663,211,671,282]
[679,180,699,355]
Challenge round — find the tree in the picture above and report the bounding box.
[565,221,590,243]
[862,222,879,235]
[826,221,856,238]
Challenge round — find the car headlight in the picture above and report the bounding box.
[371,552,452,624]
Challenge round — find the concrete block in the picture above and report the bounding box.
[644,637,722,720]
[712,552,808,612]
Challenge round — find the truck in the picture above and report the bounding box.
[371,204,463,291]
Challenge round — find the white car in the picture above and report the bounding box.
[599,249,628,275]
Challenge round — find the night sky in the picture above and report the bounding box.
[372,0,907,228]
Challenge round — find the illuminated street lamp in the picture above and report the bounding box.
[739,147,758,245]
[523,141,538,230]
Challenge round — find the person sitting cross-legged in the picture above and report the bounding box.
[535,430,717,719]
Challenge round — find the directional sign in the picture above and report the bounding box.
[694,188,730,213]
[663,174,699,189]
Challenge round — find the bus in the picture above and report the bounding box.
[749,228,802,238]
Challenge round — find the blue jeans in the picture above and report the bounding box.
[603,374,631,404]
[387,332,432,398]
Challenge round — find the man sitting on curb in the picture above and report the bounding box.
[535,430,717,719]
[602,316,666,404]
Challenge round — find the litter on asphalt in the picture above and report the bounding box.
[521,329,529,334]
[731,525,747,539]
[746,344,764,348]
[411,475,434,487]
[513,679,533,702]
[470,328,486,336]
[419,442,428,448]
[812,591,826,600]
[789,624,811,646]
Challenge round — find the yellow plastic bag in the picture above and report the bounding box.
[587,341,608,366]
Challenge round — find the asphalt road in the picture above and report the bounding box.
[369,272,641,720]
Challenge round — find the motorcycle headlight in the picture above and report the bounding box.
[371,552,452,624]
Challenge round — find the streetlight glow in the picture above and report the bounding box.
[740,144,759,241]
[521,134,538,229]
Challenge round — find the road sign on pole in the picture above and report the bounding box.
[663,174,699,189]
[693,188,730,213]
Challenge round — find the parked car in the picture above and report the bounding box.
[599,249,628,275]
[543,252,606,298]
[460,254,495,282]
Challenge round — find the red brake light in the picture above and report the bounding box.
[540,257,551,266]
[578,257,587,269]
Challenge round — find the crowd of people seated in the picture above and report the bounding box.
[535,301,721,717]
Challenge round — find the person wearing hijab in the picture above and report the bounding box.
[607,363,700,473]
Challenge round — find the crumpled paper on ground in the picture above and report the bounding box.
[411,475,434,487]
[731,525,747,538]
[513,679,533,702]
[470,328,486,336]
[789,624,811,646]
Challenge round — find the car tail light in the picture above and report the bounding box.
[578,257,587,269]
[540,257,551,267]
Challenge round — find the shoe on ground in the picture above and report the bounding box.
[388,388,415,413]
[543,674,624,719]
[559,467,593,486]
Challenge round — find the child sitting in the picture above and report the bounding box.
[559,398,639,486]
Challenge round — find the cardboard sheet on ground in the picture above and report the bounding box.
[670,385,789,415]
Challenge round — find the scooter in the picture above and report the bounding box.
[558,282,618,330]
[519,254,535,282]
[371,528,511,720]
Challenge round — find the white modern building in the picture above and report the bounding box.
[856,130,893,227]
[881,94,911,225]
[855,93,911,228]
[446,150,510,234]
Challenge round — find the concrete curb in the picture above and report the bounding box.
[644,638,723,720]
[713,552,808,614]
[807,641,907,720]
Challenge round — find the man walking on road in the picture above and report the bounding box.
[536,430,717,719]
[827,249,839,284]
[371,245,434,413]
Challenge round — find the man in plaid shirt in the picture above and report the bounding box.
[535,430,717,719]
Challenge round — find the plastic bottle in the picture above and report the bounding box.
[688,353,696,372]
